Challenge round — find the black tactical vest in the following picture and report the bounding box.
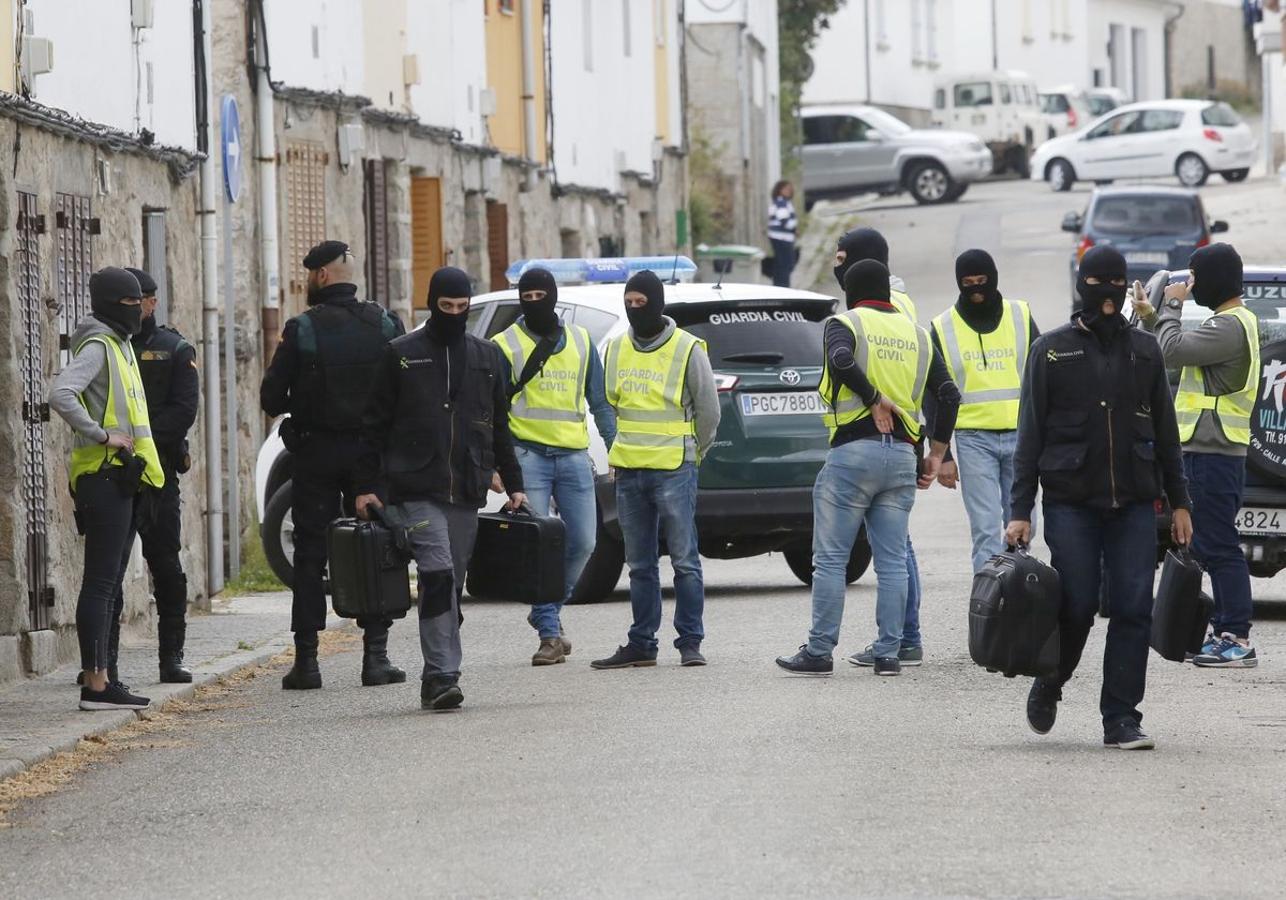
[133,323,189,420]
[290,300,399,431]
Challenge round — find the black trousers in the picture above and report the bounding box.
[139,460,187,623]
[290,432,387,635]
[74,472,138,671]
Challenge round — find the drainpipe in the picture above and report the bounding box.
[197,0,224,594]
[1163,3,1185,99]
[253,18,280,360]
[520,0,539,191]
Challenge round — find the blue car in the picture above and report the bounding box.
[1062,186,1229,305]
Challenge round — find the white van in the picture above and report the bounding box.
[931,70,1043,177]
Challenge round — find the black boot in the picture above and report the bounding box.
[361,623,406,686]
[158,618,193,683]
[282,632,322,690]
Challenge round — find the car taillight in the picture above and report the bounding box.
[1202,127,1223,143]
[1076,235,1095,261]
[714,373,739,392]
[1196,234,1210,249]
[1067,109,1078,129]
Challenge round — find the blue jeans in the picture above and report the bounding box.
[903,538,922,649]
[517,446,598,639]
[955,429,1025,573]
[616,463,704,653]
[1043,501,1155,728]
[1184,452,1253,638]
[809,438,918,659]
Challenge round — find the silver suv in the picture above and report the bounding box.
[801,104,993,206]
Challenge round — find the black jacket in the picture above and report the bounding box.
[131,318,198,461]
[1010,316,1189,520]
[358,328,523,508]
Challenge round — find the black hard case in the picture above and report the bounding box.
[326,511,413,621]
[968,547,1062,679]
[1150,547,1212,662]
[467,506,566,604]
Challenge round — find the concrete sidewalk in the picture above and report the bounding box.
[0,592,311,781]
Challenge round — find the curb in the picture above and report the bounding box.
[0,631,295,783]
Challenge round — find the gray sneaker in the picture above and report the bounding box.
[847,645,923,667]
[679,645,707,667]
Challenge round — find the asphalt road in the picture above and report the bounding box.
[5,177,1286,899]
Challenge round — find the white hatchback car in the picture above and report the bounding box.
[1032,99,1257,191]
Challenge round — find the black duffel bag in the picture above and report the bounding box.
[1150,546,1212,662]
[968,545,1061,679]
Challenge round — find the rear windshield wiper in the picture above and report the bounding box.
[721,351,785,364]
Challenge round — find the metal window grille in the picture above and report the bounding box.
[284,140,328,310]
[54,193,95,367]
[363,159,390,307]
[18,191,53,630]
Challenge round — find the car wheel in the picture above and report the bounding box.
[1010,150,1032,180]
[1176,153,1209,187]
[1221,168,1249,183]
[567,524,624,604]
[944,182,969,202]
[1047,159,1075,192]
[908,162,953,204]
[783,529,872,586]
[262,481,295,589]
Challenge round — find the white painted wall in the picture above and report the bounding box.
[264,0,365,96]
[550,0,658,190]
[408,0,487,143]
[1087,0,1168,100]
[23,0,196,150]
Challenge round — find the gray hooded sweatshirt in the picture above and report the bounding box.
[48,317,126,446]
[624,316,722,463]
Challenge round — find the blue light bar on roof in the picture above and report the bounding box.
[505,256,697,287]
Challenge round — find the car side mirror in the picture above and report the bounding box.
[1061,212,1083,233]
[1211,220,1230,234]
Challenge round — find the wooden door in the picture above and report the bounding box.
[411,176,444,310]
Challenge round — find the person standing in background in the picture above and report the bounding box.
[767,180,798,288]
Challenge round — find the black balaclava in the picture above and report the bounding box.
[834,227,890,291]
[427,266,472,345]
[624,270,666,339]
[843,259,892,308]
[1189,242,1243,311]
[954,249,1004,332]
[1076,246,1129,342]
[517,267,560,337]
[90,267,144,336]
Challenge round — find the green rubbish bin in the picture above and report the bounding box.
[694,244,767,285]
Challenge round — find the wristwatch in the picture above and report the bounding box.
[1167,297,1183,310]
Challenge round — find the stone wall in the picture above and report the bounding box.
[0,114,202,679]
[1169,2,1259,101]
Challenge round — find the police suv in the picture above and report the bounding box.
[255,256,871,601]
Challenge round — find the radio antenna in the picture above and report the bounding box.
[669,249,680,285]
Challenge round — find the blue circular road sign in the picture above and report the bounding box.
[220,95,242,203]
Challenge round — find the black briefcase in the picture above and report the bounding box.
[1150,547,1211,662]
[326,508,413,620]
[968,546,1061,679]
[466,504,565,604]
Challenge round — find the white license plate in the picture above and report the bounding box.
[1237,507,1286,536]
[739,391,825,417]
[1125,252,1168,267]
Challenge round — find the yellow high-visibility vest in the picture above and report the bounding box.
[494,323,593,450]
[818,307,931,441]
[891,288,917,323]
[1175,304,1260,446]
[931,299,1032,430]
[604,329,703,470]
[69,332,165,492]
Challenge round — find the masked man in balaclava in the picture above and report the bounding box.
[493,267,617,666]
[357,266,525,712]
[592,270,720,669]
[1135,242,1259,668]
[261,240,406,692]
[931,250,1040,574]
[1008,245,1192,750]
[829,227,928,667]
[49,267,166,711]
